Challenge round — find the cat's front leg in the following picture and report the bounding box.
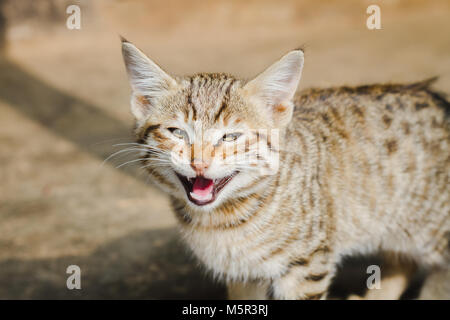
[269,255,335,300]
[227,280,270,300]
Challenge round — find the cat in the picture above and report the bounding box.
[120,38,449,300]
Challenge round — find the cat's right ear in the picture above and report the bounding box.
[243,49,304,127]
[121,38,177,120]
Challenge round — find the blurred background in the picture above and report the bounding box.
[0,0,448,299]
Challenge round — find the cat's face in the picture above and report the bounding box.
[122,40,303,210]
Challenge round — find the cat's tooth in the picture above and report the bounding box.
[190,192,213,202]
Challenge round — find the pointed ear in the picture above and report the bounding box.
[243,50,304,127]
[121,39,177,120]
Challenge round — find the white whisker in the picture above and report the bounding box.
[115,158,150,169]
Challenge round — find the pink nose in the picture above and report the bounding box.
[190,159,209,176]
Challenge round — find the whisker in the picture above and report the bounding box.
[102,148,153,166]
[91,138,137,147]
[115,158,150,169]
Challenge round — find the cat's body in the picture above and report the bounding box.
[175,80,450,299]
[121,40,449,299]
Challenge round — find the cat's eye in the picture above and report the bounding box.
[222,133,242,142]
[168,127,188,141]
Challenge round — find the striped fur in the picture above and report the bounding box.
[122,41,450,299]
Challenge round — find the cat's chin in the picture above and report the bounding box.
[175,172,238,206]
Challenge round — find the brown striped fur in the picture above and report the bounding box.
[122,41,450,299]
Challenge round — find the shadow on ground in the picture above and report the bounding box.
[0,227,226,299]
[0,58,143,180]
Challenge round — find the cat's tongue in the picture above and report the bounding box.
[192,176,214,197]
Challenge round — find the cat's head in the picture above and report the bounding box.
[121,39,304,210]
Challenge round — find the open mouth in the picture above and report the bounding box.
[175,172,238,206]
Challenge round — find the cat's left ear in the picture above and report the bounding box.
[243,50,304,127]
[121,38,178,120]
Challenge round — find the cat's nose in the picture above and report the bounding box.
[190,159,210,176]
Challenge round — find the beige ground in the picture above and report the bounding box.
[0,0,449,299]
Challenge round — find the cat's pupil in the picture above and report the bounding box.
[222,133,241,142]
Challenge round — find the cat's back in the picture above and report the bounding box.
[289,79,449,264]
[291,78,449,159]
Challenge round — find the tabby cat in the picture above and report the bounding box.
[121,39,449,299]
